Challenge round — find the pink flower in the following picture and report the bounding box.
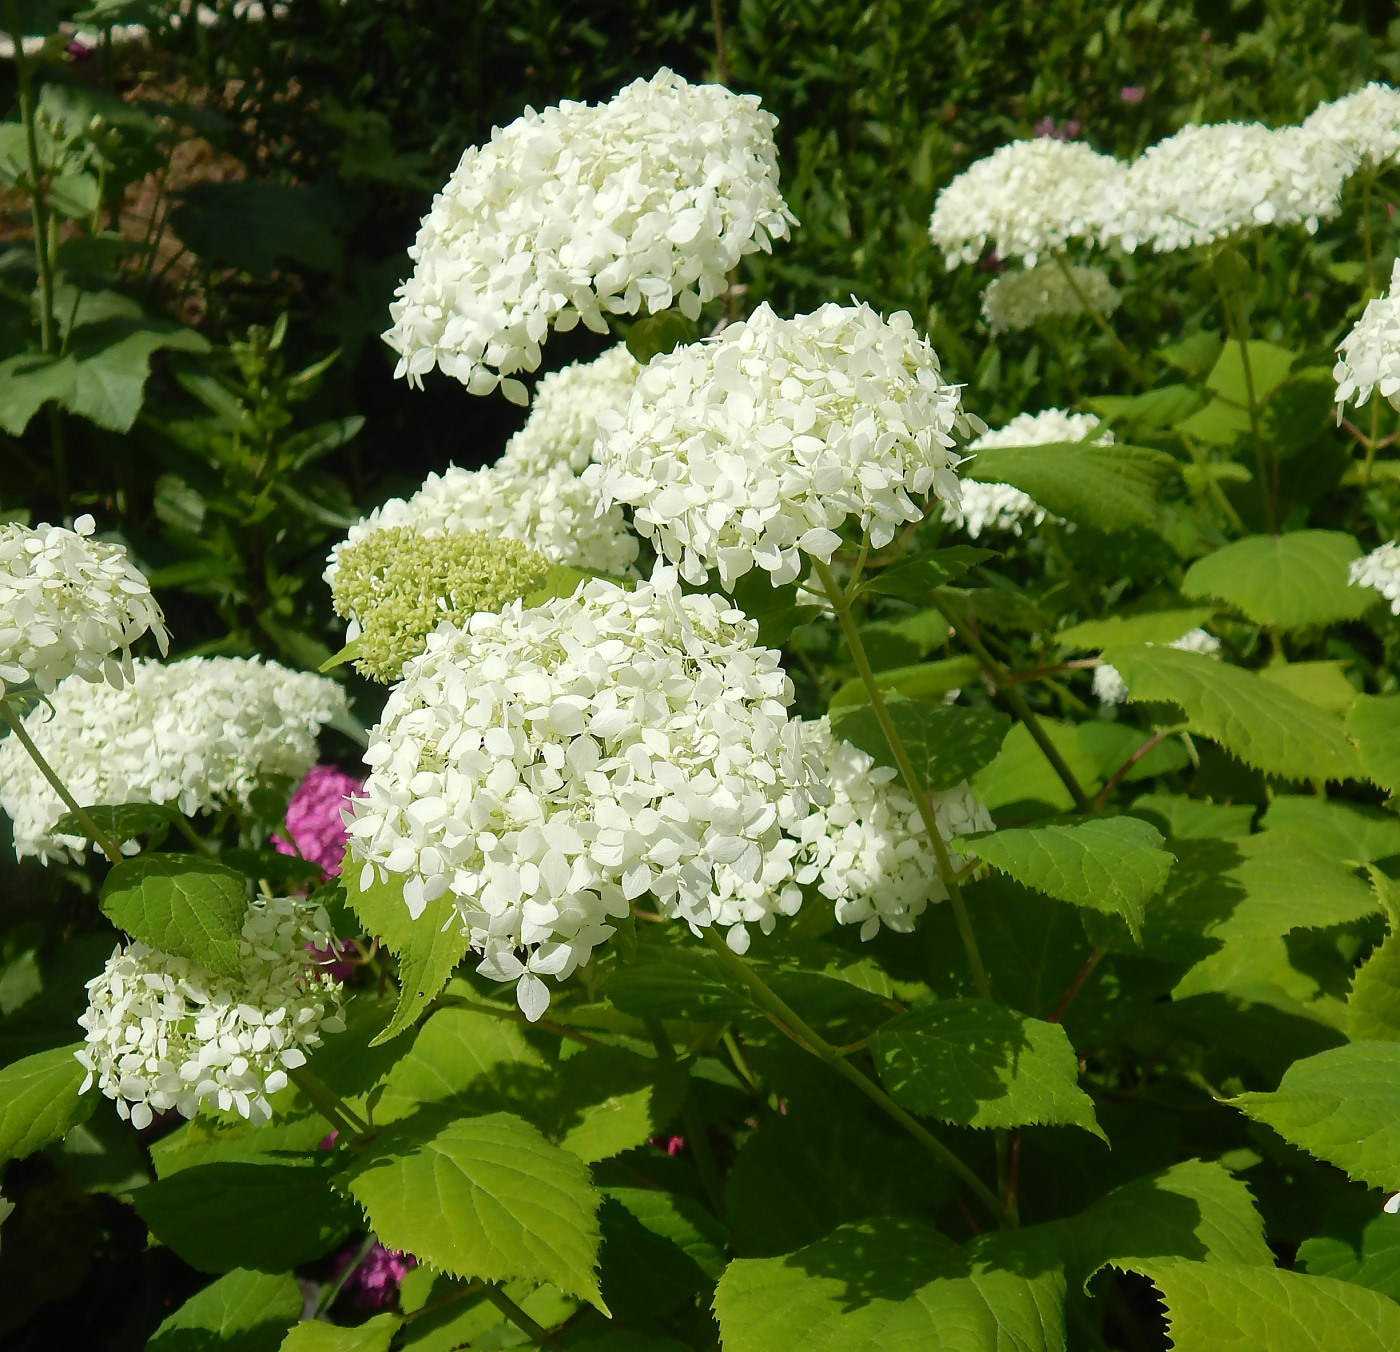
[1120,86,1146,104]
[649,1133,686,1156]
[333,1242,417,1311]
[272,764,364,874]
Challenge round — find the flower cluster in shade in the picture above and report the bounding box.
[1335,259,1400,415]
[382,69,795,401]
[1094,628,1221,707]
[589,302,973,589]
[0,515,168,697]
[272,764,366,875]
[75,895,346,1130]
[943,409,1108,539]
[332,1242,417,1311]
[0,656,346,863]
[980,261,1121,334]
[1349,542,1400,615]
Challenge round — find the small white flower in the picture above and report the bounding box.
[76,895,346,1129]
[0,516,168,697]
[590,301,972,589]
[1335,260,1400,415]
[1303,82,1400,173]
[1095,628,1220,707]
[981,261,1121,334]
[1349,542,1400,615]
[383,69,795,399]
[1385,1192,1400,1215]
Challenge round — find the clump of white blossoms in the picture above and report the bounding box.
[1335,259,1400,415]
[0,656,346,862]
[383,69,795,401]
[0,514,168,697]
[929,138,1126,269]
[590,302,972,588]
[1303,82,1400,172]
[1094,628,1221,707]
[1349,542,1400,615]
[944,409,1108,539]
[980,261,1121,334]
[76,895,346,1130]
[499,345,641,475]
[345,568,820,1019]
[1117,123,1351,253]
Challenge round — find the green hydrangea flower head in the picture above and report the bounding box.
[330,527,551,683]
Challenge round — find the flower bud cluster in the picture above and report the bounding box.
[980,261,1120,334]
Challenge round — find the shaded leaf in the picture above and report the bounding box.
[147,1269,302,1352]
[0,1044,95,1166]
[861,547,994,601]
[830,699,1011,792]
[51,802,178,844]
[278,1314,402,1352]
[1347,695,1400,794]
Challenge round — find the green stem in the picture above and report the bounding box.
[483,1284,559,1346]
[436,994,605,1048]
[701,927,1007,1225]
[929,593,1092,812]
[1,698,122,861]
[1051,252,1145,385]
[647,1019,727,1218]
[1362,173,1376,296]
[171,815,218,859]
[813,559,992,1001]
[315,1231,376,1315]
[288,1065,370,1141]
[1217,242,1275,533]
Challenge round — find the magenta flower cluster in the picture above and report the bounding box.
[272,764,364,874]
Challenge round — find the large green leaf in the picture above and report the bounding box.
[1297,1212,1400,1303]
[860,547,995,601]
[1101,645,1360,782]
[342,863,470,1043]
[870,999,1103,1138]
[147,1269,303,1352]
[1263,797,1400,865]
[605,1187,727,1280]
[278,1314,402,1352]
[962,440,1174,531]
[1055,608,1214,653]
[133,1162,358,1273]
[1182,531,1370,630]
[50,802,179,845]
[99,855,247,979]
[959,817,1174,941]
[1347,695,1400,794]
[0,1044,95,1165]
[971,720,1103,814]
[1235,1041,1400,1190]
[828,657,981,711]
[829,699,1012,792]
[337,1107,605,1310]
[713,1217,1066,1352]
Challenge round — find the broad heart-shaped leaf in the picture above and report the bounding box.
[829,699,1012,792]
[133,1161,358,1273]
[147,1268,302,1352]
[870,999,1104,1139]
[860,547,995,601]
[100,854,247,979]
[50,802,179,844]
[958,817,1174,942]
[962,440,1175,531]
[713,1217,1066,1352]
[1235,1041,1400,1190]
[1130,1258,1400,1351]
[1347,694,1400,794]
[1205,337,1297,405]
[336,1107,606,1311]
[279,1313,402,1352]
[342,860,470,1044]
[1182,531,1371,630]
[1054,607,1214,653]
[0,1044,95,1165]
[1102,644,1361,783]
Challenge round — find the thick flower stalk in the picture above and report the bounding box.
[929,138,1126,268]
[1303,82,1400,172]
[0,656,346,862]
[589,301,972,588]
[383,69,795,400]
[76,894,346,1130]
[272,764,365,874]
[1094,628,1221,706]
[0,514,168,696]
[1335,259,1400,415]
[1349,542,1400,615]
[980,261,1121,334]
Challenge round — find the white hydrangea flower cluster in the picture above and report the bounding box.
[499,345,641,475]
[0,515,168,696]
[944,409,1107,538]
[590,302,971,588]
[1349,542,1400,615]
[345,569,816,1019]
[929,138,1126,268]
[383,69,795,401]
[1303,82,1400,171]
[76,895,346,1130]
[980,261,1121,334]
[0,656,346,862]
[1093,628,1221,707]
[1335,259,1400,414]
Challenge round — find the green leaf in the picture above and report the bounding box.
[133,1162,358,1273]
[963,440,1175,531]
[624,309,697,363]
[728,571,820,647]
[1160,331,1225,378]
[870,998,1103,1138]
[828,656,981,712]
[1347,695,1400,794]
[605,1187,727,1280]
[278,1314,402,1352]
[342,863,470,1044]
[50,802,178,844]
[1235,1041,1400,1190]
[1259,661,1359,714]
[149,1113,335,1179]
[337,1107,606,1310]
[1350,894,1400,1043]
[1297,1211,1400,1302]
[1174,397,1253,444]
[713,1217,1066,1352]
[1089,382,1202,429]
[522,564,591,608]
[829,699,1012,792]
[0,1044,95,1166]
[1182,531,1371,630]
[1055,608,1214,653]
[99,854,247,979]
[960,817,1174,941]
[1101,645,1361,783]
[0,353,75,437]
[1206,338,1297,405]
[65,320,210,433]
[971,719,1103,814]
[1264,798,1400,867]
[49,171,100,219]
[860,547,994,601]
[147,1269,303,1352]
